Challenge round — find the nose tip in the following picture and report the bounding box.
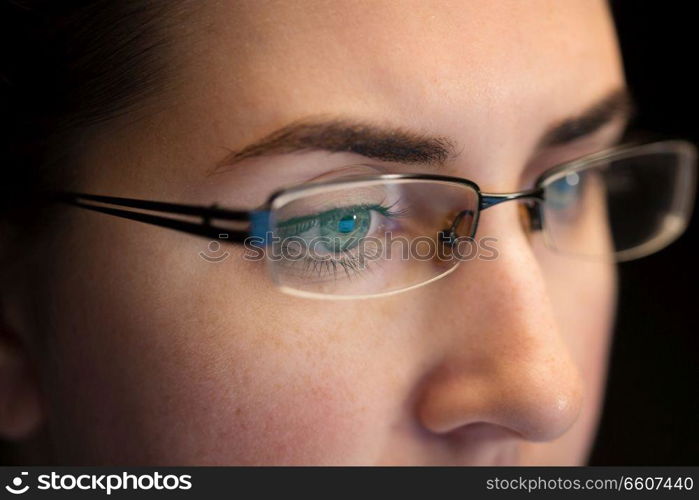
[417,351,584,442]
[498,357,584,441]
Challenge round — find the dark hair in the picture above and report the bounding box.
[0,0,191,465]
[0,0,187,220]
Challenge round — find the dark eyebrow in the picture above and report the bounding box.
[538,88,635,147]
[214,118,458,170]
[214,88,634,170]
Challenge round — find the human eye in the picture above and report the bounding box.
[546,172,584,213]
[542,166,610,243]
[274,198,407,281]
[277,202,404,250]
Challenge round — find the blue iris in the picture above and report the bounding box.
[548,173,581,210]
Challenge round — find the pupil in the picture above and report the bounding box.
[337,214,357,233]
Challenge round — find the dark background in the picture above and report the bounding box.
[589,2,698,465]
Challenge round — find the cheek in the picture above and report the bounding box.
[36,219,404,464]
[127,340,373,465]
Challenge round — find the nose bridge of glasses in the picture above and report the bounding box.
[479,188,545,233]
[438,188,545,244]
[479,188,544,210]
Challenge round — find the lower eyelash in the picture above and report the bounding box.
[282,252,373,282]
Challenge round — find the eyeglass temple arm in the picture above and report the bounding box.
[49,187,546,244]
[50,192,266,243]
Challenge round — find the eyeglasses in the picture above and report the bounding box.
[53,140,697,299]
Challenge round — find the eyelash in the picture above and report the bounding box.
[276,200,407,237]
[276,200,408,280]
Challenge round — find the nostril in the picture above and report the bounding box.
[446,421,524,443]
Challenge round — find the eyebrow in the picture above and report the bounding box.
[536,88,634,147]
[214,88,634,169]
[215,118,457,169]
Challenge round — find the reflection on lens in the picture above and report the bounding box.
[541,141,696,261]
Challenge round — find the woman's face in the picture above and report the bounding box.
[4,0,627,464]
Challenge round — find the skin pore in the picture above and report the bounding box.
[0,0,628,464]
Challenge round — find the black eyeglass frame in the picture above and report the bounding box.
[50,139,697,261]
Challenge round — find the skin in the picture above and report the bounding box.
[0,0,626,464]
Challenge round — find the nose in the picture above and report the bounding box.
[416,205,584,442]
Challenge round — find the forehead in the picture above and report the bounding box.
[181,0,623,152]
[120,0,624,194]
[194,3,619,97]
